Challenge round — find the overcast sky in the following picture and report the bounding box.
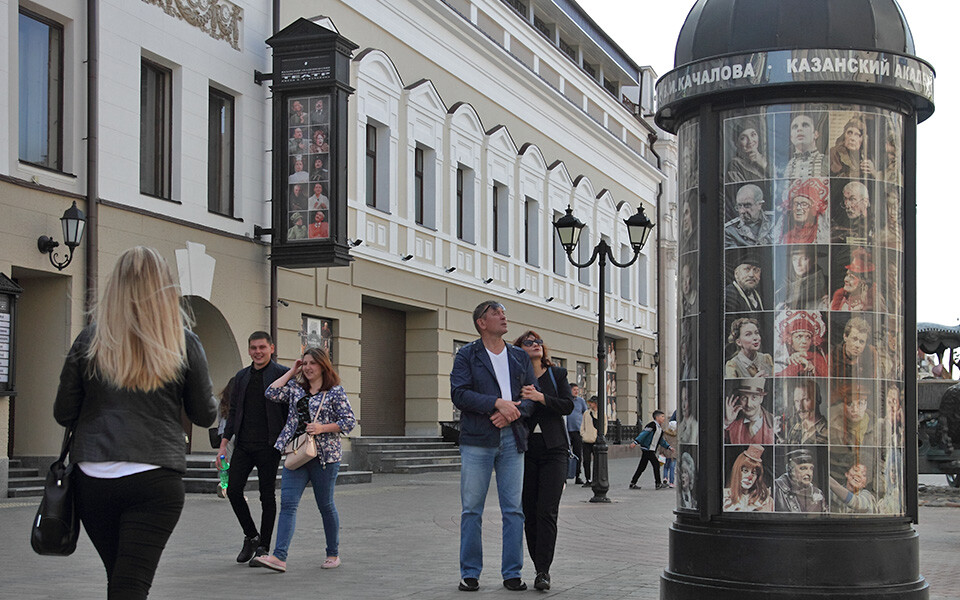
[579,0,959,325]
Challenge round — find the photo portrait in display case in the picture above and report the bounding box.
[310,154,330,183]
[831,179,878,245]
[830,247,886,313]
[828,379,878,450]
[875,183,903,249]
[877,315,903,381]
[725,247,772,313]
[289,183,308,211]
[576,361,589,393]
[308,210,330,239]
[828,113,881,180]
[679,120,699,192]
[287,211,307,240]
[773,177,830,244]
[679,317,698,380]
[725,314,774,378]
[288,98,309,126]
[775,378,828,445]
[773,446,828,513]
[311,96,330,125]
[680,253,698,316]
[724,113,772,183]
[774,310,828,377]
[876,247,902,315]
[679,448,698,510]
[830,314,880,380]
[308,182,329,210]
[678,381,699,445]
[877,382,905,514]
[310,125,330,154]
[288,154,310,184]
[300,315,334,360]
[284,94,335,244]
[288,126,309,155]
[724,377,775,445]
[829,447,879,514]
[605,371,617,409]
[606,339,617,371]
[680,189,698,252]
[724,182,775,247]
[776,110,829,179]
[775,244,828,310]
[723,444,773,512]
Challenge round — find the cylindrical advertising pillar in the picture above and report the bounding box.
[657,1,933,598]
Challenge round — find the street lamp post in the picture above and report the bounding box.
[554,205,654,503]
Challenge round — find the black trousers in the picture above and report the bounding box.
[582,442,595,481]
[631,449,661,486]
[522,434,568,574]
[75,468,185,600]
[568,430,584,479]
[227,442,281,547]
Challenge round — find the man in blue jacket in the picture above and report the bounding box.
[451,300,536,592]
[629,410,671,490]
[217,332,289,564]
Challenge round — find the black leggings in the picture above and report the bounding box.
[582,442,595,481]
[522,434,568,573]
[76,468,185,600]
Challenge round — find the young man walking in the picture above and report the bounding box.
[629,410,671,490]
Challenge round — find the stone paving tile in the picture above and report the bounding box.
[1,457,957,599]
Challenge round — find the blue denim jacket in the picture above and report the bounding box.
[450,339,536,450]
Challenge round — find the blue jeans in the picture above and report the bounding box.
[663,457,676,485]
[273,459,340,561]
[459,428,524,580]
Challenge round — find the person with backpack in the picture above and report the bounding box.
[629,410,671,490]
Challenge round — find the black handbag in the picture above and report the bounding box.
[546,368,579,480]
[31,427,80,556]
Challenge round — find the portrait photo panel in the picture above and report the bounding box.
[723,181,776,248]
[773,445,829,513]
[775,377,828,445]
[774,244,829,311]
[723,444,774,512]
[723,110,773,184]
[724,313,775,379]
[678,447,699,510]
[773,310,829,378]
[725,246,774,314]
[723,377,775,445]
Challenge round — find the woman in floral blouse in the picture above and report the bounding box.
[250,347,356,573]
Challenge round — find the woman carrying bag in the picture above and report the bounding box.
[53,247,217,599]
[514,330,574,591]
[251,347,355,573]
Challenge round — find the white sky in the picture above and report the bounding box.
[579,0,960,325]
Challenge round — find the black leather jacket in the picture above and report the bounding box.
[54,326,217,473]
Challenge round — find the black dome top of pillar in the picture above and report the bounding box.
[674,0,916,68]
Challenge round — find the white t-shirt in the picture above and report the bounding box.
[79,461,159,478]
[486,346,512,404]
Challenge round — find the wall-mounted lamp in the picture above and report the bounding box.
[545,296,554,302]
[483,278,494,284]
[616,318,624,323]
[571,304,580,310]
[37,201,86,271]
[348,238,364,247]
[445,266,457,273]
[652,351,660,368]
[401,254,413,261]
[516,288,525,294]
[278,299,290,307]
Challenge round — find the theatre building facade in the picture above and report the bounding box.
[0,0,676,493]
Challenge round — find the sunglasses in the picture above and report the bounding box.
[521,339,544,347]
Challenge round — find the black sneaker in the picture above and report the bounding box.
[236,534,260,563]
[248,546,269,567]
[629,483,641,490]
[581,480,592,487]
[534,572,551,591]
[503,578,527,591]
[458,577,479,591]
[574,477,585,485]
[657,482,669,490]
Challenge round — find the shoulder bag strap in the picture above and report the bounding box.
[546,368,574,454]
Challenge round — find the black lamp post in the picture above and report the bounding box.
[37,201,87,271]
[554,204,655,503]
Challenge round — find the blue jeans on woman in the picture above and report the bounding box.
[274,459,340,560]
[459,427,524,581]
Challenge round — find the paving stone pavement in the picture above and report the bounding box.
[2,457,958,599]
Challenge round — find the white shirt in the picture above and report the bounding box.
[486,346,512,404]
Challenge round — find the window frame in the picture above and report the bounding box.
[140,58,173,200]
[365,123,378,208]
[207,87,235,216]
[414,146,425,225]
[18,8,64,172]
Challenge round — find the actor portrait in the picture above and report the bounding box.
[288,156,309,184]
[829,449,878,514]
[776,379,827,445]
[287,212,307,240]
[679,121,699,191]
[725,115,770,183]
[725,317,774,378]
[311,127,330,154]
[678,382,699,445]
[877,318,903,381]
[829,381,877,448]
[311,96,329,124]
[773,447,827,513]
[679,318,697,380]
[830,248,885,312]
[829,115,877,179]
[680,190,698,251]
[310,156,330,183]
[875,185,902,249]
[308,210,329,239]
[679,451,698,510]
[832,180,874,245]
[725,251,767,313]
[723,445,773,512]
[288,126,309,155]
[308,182,329,211]
[882,131,901,185]
[288,98,308,126]
[680,257,698,316]
[773,178,830,244]
[289,183,308,212]
[831,316,880,379]
[775,310,828,377]
[776,245,828,310]
[724,183,775,247]
[780,112,829,178]
[724,377,775,445]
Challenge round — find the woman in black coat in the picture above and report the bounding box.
[514,330,574,591]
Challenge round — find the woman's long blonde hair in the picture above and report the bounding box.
[86,247,189,391]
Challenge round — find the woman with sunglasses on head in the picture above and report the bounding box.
[513,331,574,591]
[251,347,356,573]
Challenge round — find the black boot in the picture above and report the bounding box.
[236,534,260,563]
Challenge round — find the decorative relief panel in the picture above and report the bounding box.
[142,0,242,51]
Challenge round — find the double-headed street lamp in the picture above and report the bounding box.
[554,205,655,503]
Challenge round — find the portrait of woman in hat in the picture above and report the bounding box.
[773,178,830,244]
[287,212,307,240]
[726,115,771,183]
[830,247,886,312]
[775,310,828,377]
[723,444,773,512]
[776,245,828,311]
[829,114,877,179]
[725,317,774,378]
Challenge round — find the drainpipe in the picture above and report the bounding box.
[647,132,664,412]
[85,0,99,321]
[269,0,281,346]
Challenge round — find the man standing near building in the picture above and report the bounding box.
[217,332,289,564]
[773,448,827,512]
[450,300,536,592]
[566,384,589,485]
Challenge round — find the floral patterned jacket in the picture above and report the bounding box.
[266,382,356,464]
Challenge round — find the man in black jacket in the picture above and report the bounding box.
[217,332,289,564]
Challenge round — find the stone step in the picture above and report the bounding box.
[9,486,44,498]
[352,442,454,451]
[10,467,41,478]
[183,469,372,494]
[380,455,461,468]
[391,463,462,474]
[351,436,444,445]
[375,449,461,459]
[8,477,45,489]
